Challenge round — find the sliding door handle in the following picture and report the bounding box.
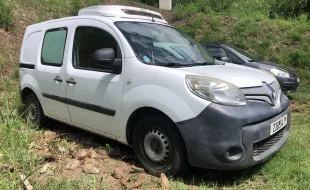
[54,76,63,82]
[66,78,77,85]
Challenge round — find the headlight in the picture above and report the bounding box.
[270,68,290,78]
[186,75,247,106]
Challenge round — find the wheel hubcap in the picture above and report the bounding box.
[143,128,170,164]
[27,102,38,122]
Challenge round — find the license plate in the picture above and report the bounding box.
[270,115,287,135]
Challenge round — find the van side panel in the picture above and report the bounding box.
[20,30,43,64]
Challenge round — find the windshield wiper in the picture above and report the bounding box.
[163,63,194,68]
[162,62,214,68]
[249,59,260,62]
[192,62,215,66]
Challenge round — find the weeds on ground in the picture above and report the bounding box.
[0,86,40,189]
[0,0,14,28]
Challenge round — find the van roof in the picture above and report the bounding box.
[25,5,168,31]
[78,5,167,24]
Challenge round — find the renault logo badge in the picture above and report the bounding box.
[263,82,276,105]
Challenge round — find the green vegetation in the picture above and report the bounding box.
[0,86,39,189]
[0,0,14,28]
[171,0,310,96]
[20,0,102,21]
[0,0,310,189]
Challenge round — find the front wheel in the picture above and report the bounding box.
[133,115,187,176]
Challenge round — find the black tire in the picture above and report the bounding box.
[133,115,187,176]
[25,93,47,128]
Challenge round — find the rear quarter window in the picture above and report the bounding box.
[41,28,67,66]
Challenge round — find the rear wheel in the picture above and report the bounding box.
[133,115,187,176]
[25,93,47,128]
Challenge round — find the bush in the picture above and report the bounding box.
[132,0,158,7]
[70,0,83,15]
[268,0,308,18]
[0,0,14,28]
[173,0,310,19]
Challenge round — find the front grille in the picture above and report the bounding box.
[241,81,280,106]
[253,129,284,157]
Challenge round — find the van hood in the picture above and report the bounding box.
[176,63,275,88]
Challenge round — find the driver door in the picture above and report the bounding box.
[64,20,123,137]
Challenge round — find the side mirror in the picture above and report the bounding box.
[221,57,231,63]
[92,48,115,64]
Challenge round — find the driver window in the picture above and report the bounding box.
[206,47,228,60]
[73,27,121,72]
[227,51,245,65]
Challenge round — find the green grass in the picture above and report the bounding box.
[0,86,40,189]
[32,176,97,189]
[0,0,14,28]
[20,0,103,21]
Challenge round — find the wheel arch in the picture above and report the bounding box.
[20,73,42,105]
[21,87,37,104]
[126,107,186,148]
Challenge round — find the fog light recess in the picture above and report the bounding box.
[226,147,243,161]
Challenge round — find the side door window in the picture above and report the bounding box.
[42,28,67,66]
[227,51,245,65]
[206,47,229,61]
[72,27,121,72]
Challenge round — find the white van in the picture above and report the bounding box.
[19,6,290,176]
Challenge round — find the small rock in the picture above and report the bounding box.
[64,159,80,170]
[40,163,50,174]
[104,175,122,189]
[0,164,14,173]
[58,146,66,153]
[121,173,148,189]
[97,149,108,157]
[112,162,131,179]
[131,165,145,173]
[76,149,90,160]
[83,164,100,174]
[44,147,49,153]
[89,149,98,159]
[97,149,108,160]
[44,131,57,141]
[161,173,169,190]
[81,157,96,166]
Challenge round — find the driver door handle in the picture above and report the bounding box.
[66,78,77,85]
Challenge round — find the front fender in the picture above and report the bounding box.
[122,84,208,123]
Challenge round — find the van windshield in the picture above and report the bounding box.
[115,22,215,67]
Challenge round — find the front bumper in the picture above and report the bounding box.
[176,93,290,170]
[278,76,299,92]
